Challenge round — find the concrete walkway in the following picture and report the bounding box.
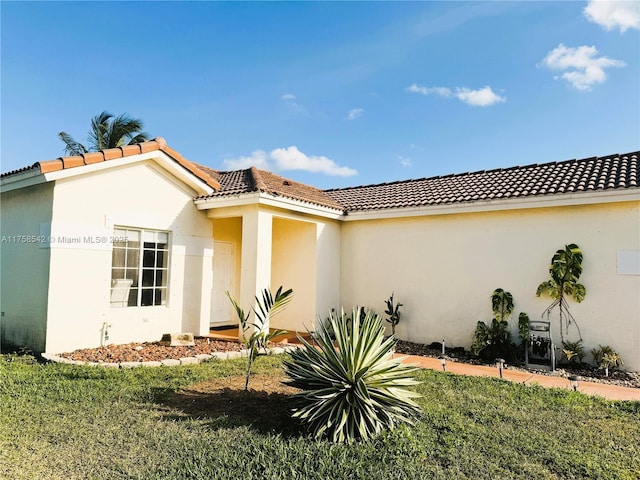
[400,354,640,401]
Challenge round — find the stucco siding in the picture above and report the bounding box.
[315,220,342,326]
[341,200,640,371]
[43,161,213,353]
[212,216,242,301]
[0,182,54,352]
[271,217,317,331]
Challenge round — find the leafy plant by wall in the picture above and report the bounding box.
[536,243,586,342]
[471,289,517,361]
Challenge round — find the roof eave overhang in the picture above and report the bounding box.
[38,151,214,196]
[195,191,345,220]
[0,169,46,193]
[340,188,640,221]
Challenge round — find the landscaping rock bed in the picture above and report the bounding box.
[395,340,640,389]
[51,337,639,389]
[58,338,244,363]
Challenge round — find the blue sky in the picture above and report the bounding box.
[2,1,639,189]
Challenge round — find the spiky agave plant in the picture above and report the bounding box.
[283,308,422,444]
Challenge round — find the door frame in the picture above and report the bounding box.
[211,241,236,326]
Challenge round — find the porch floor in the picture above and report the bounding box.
[205,326,311,345]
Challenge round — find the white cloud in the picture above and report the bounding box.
[584,0,640,33]
[223,146,357,177]
[346,108,364,120]
[406,83,505,106]
[223,150,270,170]
[397,155,413,167]
[541,43,626,91]
[271,146,357,176]
[281,93,307,114]
[406,83,453,97]
[455,86,506,106]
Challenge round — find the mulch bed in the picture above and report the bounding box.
[59,337,243,363]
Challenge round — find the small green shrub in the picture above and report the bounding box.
[471,289,516,361]
[283,308,422,444]
[517,313,530,345]
[591,345,623,376]
[561,339,585,365]
[516,312,530,361]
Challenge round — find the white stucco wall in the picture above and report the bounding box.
[0,182,54,352]
[42,161,213,353]
[340,199,640,371]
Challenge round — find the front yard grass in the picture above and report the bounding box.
[1,353,638,480]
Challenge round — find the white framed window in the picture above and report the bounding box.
[110,227,169,307]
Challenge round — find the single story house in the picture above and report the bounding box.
[1,138,638,370]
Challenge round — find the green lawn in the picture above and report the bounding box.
[1,353,639,480]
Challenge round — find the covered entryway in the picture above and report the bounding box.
[208,208,320,334]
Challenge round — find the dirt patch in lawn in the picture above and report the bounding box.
[159,373,304,435]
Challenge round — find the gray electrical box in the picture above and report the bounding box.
[526,320,555,371]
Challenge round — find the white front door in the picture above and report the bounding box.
[211,242,235,326]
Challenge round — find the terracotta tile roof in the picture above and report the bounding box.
[5,146,637,215]
[196,165,344,210]
[0,164,40,177]
[324,151,639,212]
[1,137,221,190]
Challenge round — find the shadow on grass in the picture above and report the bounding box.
[154,374,306,437]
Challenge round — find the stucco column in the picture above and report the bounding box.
[197,239,215,336]
[240,208,273,333]
[315,221,341,327]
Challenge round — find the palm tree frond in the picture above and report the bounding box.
[127,133,150,145]
[108,114,146,148]
[57,131,88,156]
[88,111,114,151]
[61,110,148,154]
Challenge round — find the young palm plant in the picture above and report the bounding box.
[536,243,586,341]
[384,292,403,337]
[227,286,293,390]
[283,308,422,444]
